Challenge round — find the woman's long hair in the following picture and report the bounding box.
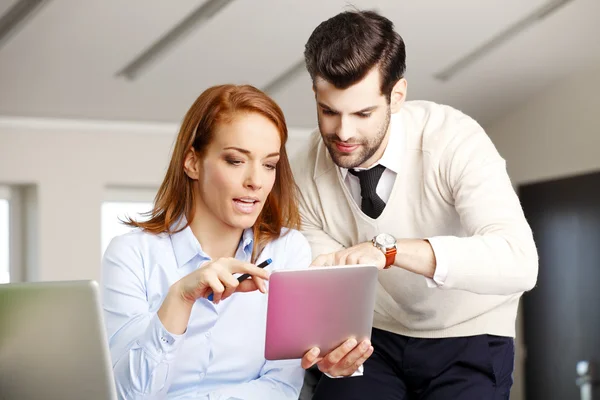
[126,84,300,261]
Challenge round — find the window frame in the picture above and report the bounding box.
[101,187,157,256]
[0,186,10,283]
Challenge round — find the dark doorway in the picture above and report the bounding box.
[520,171,600,400]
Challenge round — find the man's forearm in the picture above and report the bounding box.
[392,239,437,279]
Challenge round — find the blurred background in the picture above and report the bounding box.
[1,0,599,398]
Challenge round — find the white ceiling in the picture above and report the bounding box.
[0,0,598,128]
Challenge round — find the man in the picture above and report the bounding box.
[294,9,539,399]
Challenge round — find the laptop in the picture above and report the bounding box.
[0,280,117,399]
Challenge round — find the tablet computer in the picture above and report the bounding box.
[264,264,378,360]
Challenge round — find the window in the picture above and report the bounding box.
[101,188,155,257]
[0,188,9,284]
[101,201,154,256]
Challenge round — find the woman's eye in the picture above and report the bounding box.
[265,164,277,170]
[226,159,243,166]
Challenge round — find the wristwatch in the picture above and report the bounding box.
[372,233,397,269]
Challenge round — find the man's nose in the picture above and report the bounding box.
[337,117,354,142]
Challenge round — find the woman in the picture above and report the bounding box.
[101,84,311,399]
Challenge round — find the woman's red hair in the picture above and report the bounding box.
[126,84,300,261]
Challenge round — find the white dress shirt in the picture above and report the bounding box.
[339,114,447,287]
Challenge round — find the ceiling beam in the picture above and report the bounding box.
[262,58,306,95]
[116,0,235,81]
[0,0,49,50]
[433,0,575,82]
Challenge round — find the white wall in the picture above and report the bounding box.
[486,65,600,400]
[0,117,311,282]
[487,65,600,185]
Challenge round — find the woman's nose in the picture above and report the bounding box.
[244,166,263,190]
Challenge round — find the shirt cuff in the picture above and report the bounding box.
[324,364,364,378]
[138,313,186,361]
[424,238,447,288]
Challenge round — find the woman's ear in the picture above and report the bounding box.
[390,78,407,114]
[183,148,200,180]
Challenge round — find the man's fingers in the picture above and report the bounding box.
[310,254,330,267]
[349,345,374,373]
[317,338,357,372]
[335,341,373,376]
[345,253,361,265]
[301,347,322,369]
[334,251,345,265]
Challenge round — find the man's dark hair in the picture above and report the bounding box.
[304,10,406,101]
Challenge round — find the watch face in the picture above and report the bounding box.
[376,233,396,248]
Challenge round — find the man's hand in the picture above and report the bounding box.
[311,241,387,270]
[301,338,374,377]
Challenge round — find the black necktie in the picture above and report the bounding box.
[348,165,387,218]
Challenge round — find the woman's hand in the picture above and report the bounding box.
[179,257,270,304]
[158,258,270,334]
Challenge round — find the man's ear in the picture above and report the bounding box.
[183,148,200,180]
[390,78,407,113]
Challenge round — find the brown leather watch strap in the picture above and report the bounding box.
[384,247,397,269]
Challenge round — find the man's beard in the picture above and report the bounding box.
[319,108,391,169]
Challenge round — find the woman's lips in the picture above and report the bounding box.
[233,199,259,214]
